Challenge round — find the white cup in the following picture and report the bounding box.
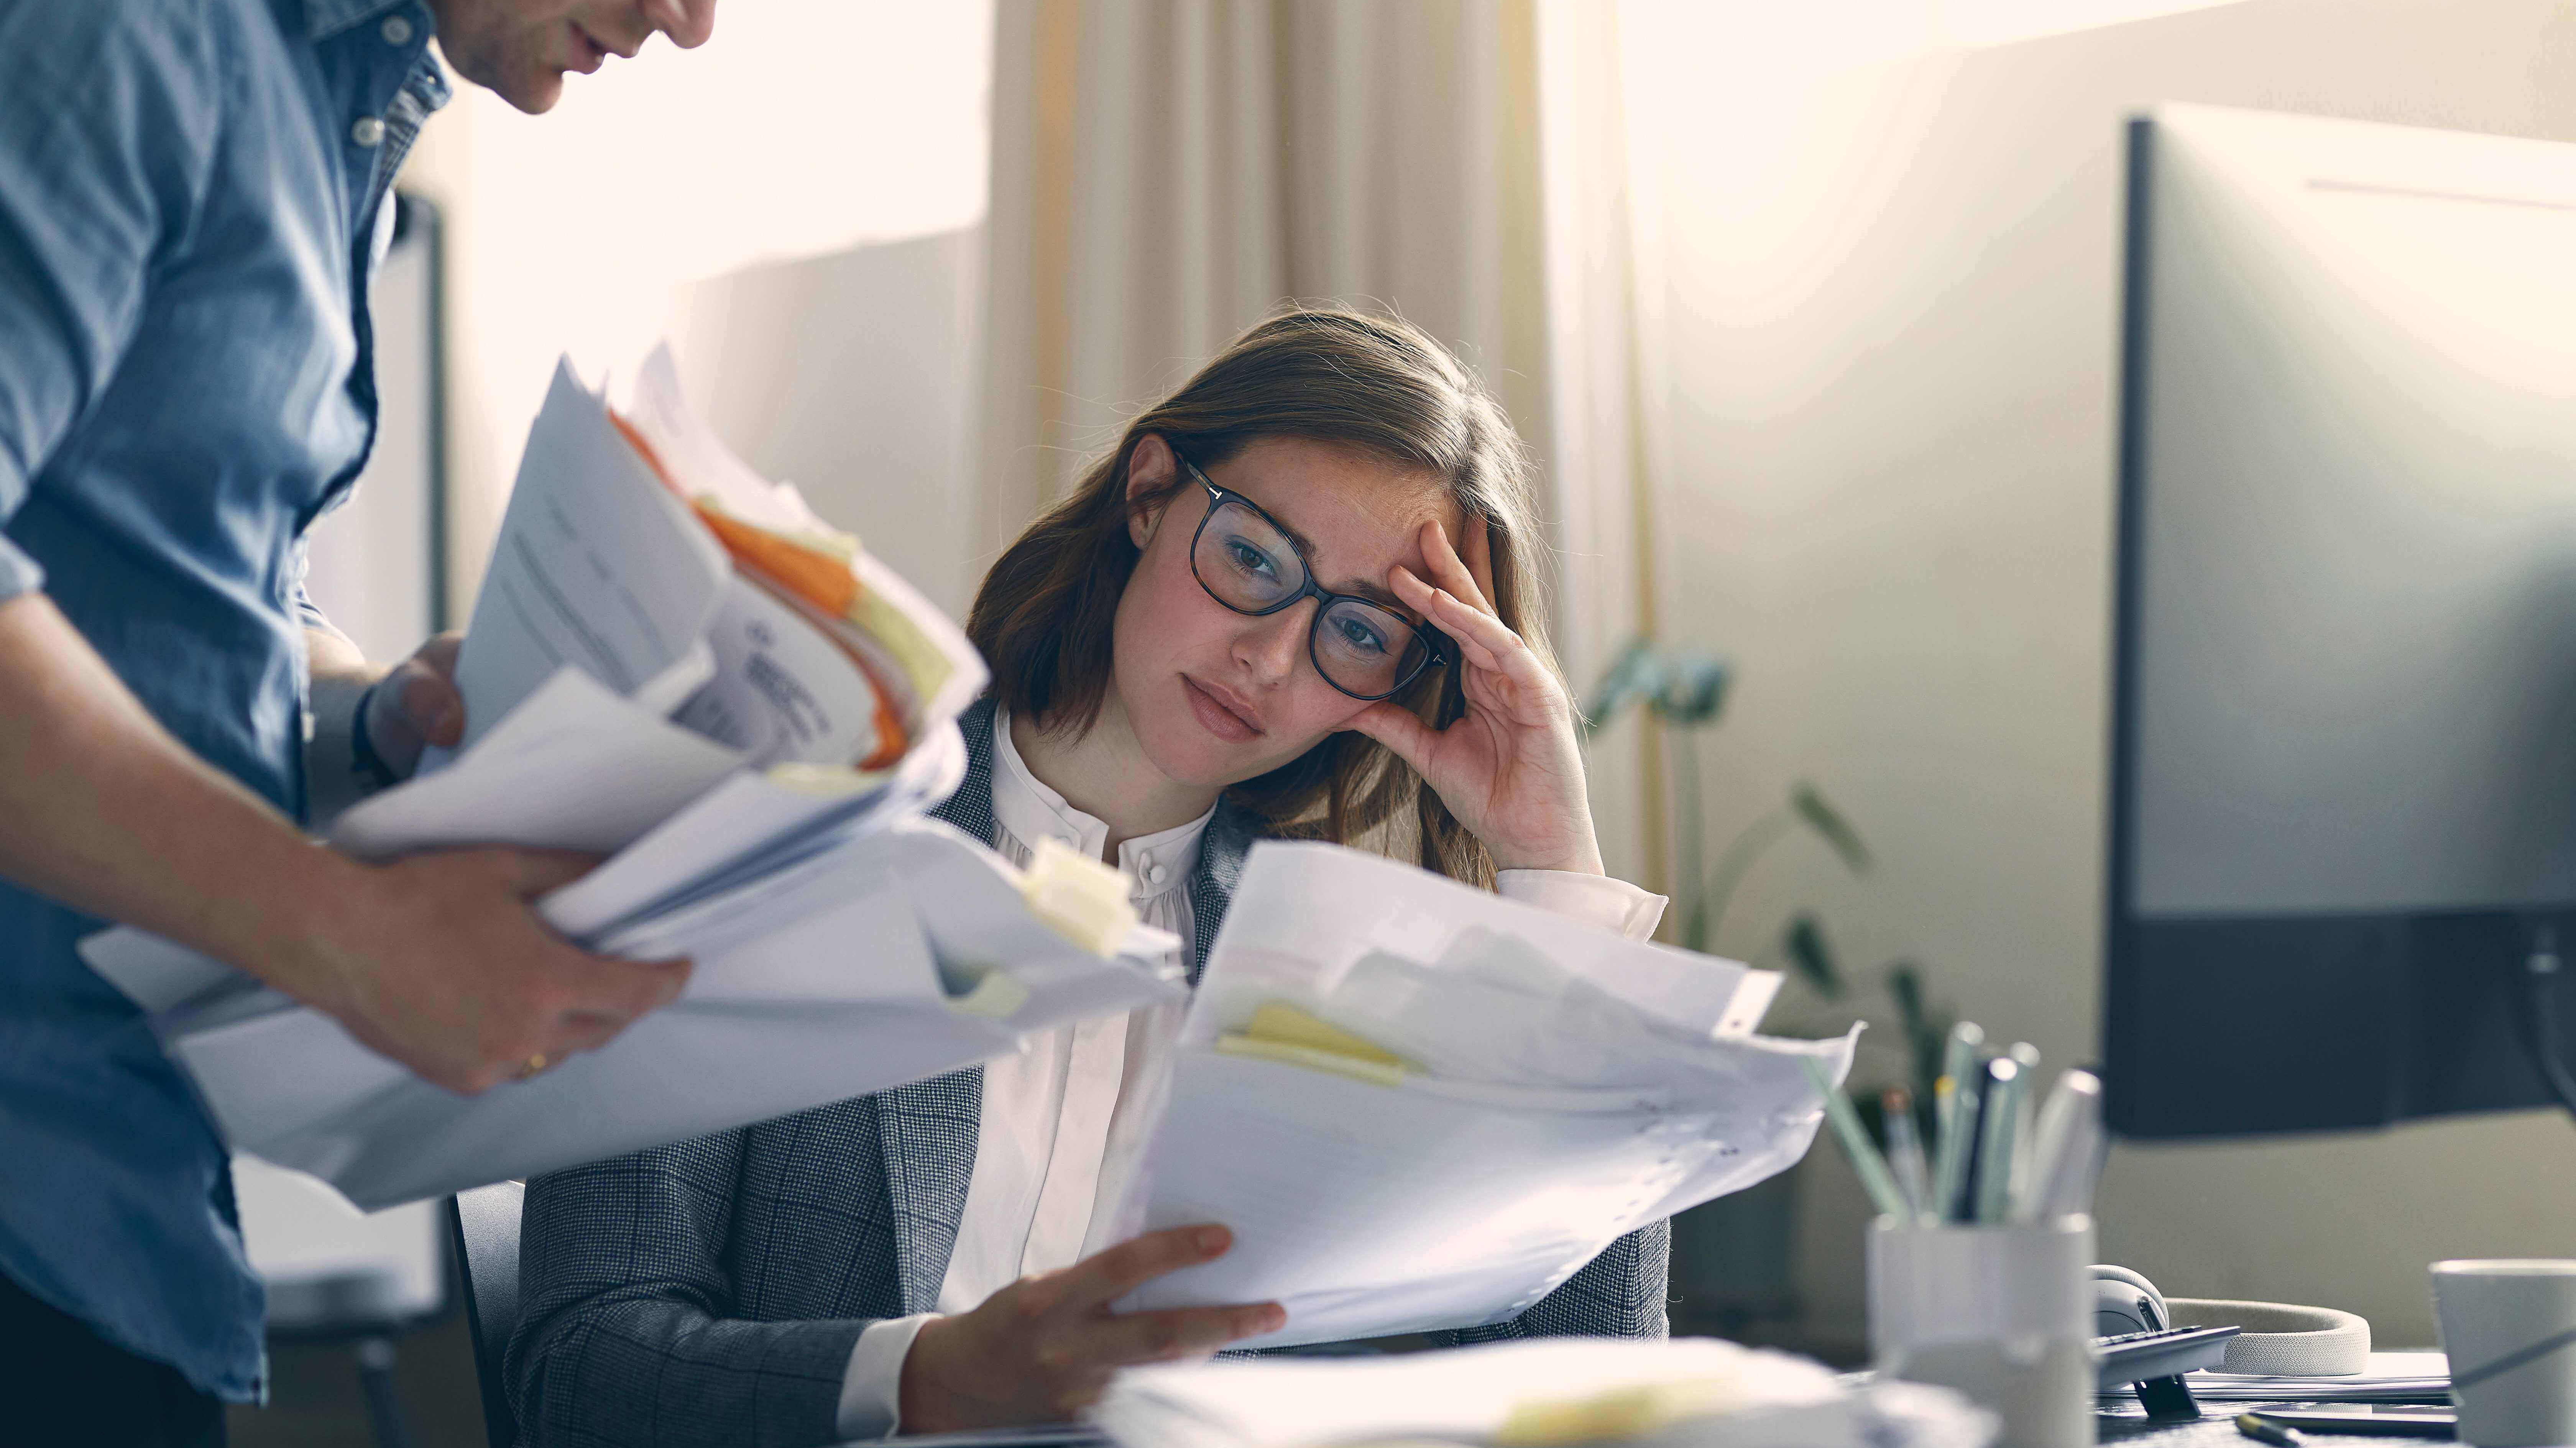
[2433,1259,2576,1447]
[1870,1216,2095,1448]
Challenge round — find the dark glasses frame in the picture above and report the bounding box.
[1174,452,1450,702]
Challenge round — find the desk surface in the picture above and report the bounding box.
[829,1422,1102,1432]
[2103,1412,2445,1446]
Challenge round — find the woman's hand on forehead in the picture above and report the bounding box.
[1343,518,1606,877]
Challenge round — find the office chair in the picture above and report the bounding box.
[446,1181,526,1448]
[238,1157,450,1448]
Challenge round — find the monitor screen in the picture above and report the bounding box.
[2106,104,2576,1137]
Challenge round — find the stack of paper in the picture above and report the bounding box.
[2100,1351,2452,1405]
[1107,842,1861,1347]
[1092,1338,1996,1448]
[82,351,1183,1211]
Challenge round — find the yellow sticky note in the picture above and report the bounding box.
[761,762,889,798]
[1215,1034,1407,1087]
[1212,1003,1415,1086]
[946,967,1030,1020]
[1493,1377,1748,1446]
[1021,837,1137,956]
[1240,1002,1409,1070]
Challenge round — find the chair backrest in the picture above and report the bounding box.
[238,1156,448,1336]
[446,1181,526,1448]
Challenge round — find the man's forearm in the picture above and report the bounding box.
[0,592,365,1008]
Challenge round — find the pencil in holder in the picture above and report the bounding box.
[1868,1215,2096,1448]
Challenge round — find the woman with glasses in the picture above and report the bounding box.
[508,309,1674,1448]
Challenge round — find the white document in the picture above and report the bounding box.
[333,667,745,860]
[443,359,732,753]
[537,718,965,945]
[110,823,1181,1210]
[2103,1351,2453,1404]
[1192,842,1781,1043]
[624,345,833,542]
[622,344,988,758]
[78,345,1074,1211]
[1092,1337,1997,1448]
[1113,841,1855,1347]
[82,929,245,1016]
[673,574,891,767]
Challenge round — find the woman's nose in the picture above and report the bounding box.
[1234,602,1311,683]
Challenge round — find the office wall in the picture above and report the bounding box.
[1640,0,2576,1344]
[401,0,992,612]
[665,230,984,621]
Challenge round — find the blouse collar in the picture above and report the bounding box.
[989,710,1211,900]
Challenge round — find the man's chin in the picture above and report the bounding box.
[496,69,569,114]
[449,47,568,113]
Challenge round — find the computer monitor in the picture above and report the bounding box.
[2104,104,2576,1138]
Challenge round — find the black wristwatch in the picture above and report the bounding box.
[349,680,401,790]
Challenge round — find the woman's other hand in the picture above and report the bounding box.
[899,1224,1285,1431]
[1351,519,1605,875]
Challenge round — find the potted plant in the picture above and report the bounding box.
[1583,639,1951,1336]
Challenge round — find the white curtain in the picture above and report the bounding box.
[978,0,1664,887]
[1531,0,1664,892]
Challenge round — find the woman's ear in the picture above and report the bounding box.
[1125,433,1177,549]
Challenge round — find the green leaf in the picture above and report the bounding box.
[1789,781,1872,872]
[1884,959,1948,1102]
[1854,1091,1889,1151]
[1579,637,1663,737]
[1782,912,1845,1000]
[1654,653,1732,727]
[1887,961,1927,1033]
[1682,892,1712,953]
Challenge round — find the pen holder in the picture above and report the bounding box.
[1869,1215,2096,1448]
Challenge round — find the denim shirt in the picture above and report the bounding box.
[0,0,447,1400]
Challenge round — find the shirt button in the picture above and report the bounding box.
[380,15,414,45]
[1146,862,1169,885]
[351,116,387,148]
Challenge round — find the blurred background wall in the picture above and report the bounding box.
[396,0,995,612]
[246,0,2576,1440]
[1619,0,2576,1350]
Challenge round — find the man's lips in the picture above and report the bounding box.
[569,21,634,71]
[1183,676,1264,742]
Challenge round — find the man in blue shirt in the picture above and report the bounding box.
[0,0,717,1440]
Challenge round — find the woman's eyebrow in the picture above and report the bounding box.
[1279,524,1411,611]
[1256,505,1321,560]
[1331,576,1411,612]
[1248,494,1420,614]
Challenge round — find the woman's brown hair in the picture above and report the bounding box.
[967,307,1560,887]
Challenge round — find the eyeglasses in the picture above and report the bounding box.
[1178,454,1449,701]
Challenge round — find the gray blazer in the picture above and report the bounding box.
[509,701,1670,1447]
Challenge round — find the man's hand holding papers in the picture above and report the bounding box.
[356,631,466,773]
[308,846,688,1095]
[80,349,1193,1210]
[0,590,694,1102]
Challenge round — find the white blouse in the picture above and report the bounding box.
[836,713,1668,1437]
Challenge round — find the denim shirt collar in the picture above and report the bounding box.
[305,0,420,39]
